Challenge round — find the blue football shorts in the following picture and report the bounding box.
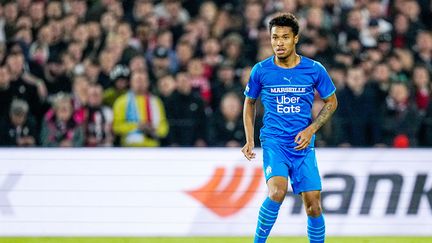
[262,140,322,194]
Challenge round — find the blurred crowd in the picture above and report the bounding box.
[0,0,431,148]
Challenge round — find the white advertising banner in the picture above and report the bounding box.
[0,148,431,236]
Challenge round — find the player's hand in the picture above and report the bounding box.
[241,142,256,161]
[294,127,314,150]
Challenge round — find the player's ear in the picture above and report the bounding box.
[294,35,299,44]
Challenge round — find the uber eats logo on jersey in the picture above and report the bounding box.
[276,96,301,113]
[270,86,305,114]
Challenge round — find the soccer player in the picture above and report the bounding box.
[242,13,338,243]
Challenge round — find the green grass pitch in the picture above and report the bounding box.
[1,237,432,243]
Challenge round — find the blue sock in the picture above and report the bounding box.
[307,214,325,243]
[254,197,282,243]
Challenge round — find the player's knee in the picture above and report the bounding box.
[306,203,322,217]
[268,188,286,203]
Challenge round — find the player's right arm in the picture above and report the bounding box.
[242,63,262,160]
[242,97,257,161]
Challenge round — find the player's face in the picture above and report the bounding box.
[270,26,298,60]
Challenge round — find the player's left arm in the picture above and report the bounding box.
[294,93,338,150]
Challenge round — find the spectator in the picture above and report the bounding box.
[46,0,63,20]
[369,62,392,104]
[86,21,104,60]
[0,66,13,120]
[6,51,45,122]
[3,2,18,40]
[134,21,156,52]
[210,61,243,111]
[98,46,121,89]
[240,65,252,88]
[40,93,84,147]
[187,57,212,105]
[241,1,264,62]
[127,0,155,29]
[208,92,244,147]
[100,10,118,34]
[154,0,190,28]
[84,84,113,147]
[391,13,415,49]
[210,4,232,38]
[222,33,248,68]
[302,7,332,40]
[148,46,174,85]
[86,0,112,22]
[83,58,101,84]
[342,8,364,48]
[388,49,411,83]
[106,0,124,20]
[71,75,89,123]
[201,37,223,68]
[115,21,140,64]
[359,8,389,48]
[0,99,37,147]
[113,71,168,147]
[156,74,177,105]
[165,72,207,147]
[366,0,392,34]
[62,14,79,42]
[412,65,431,113]
[413,31,432,72]
[69,0,88,21]
[71,24,90,55]
[400,0,424,32]
[175,40,194,72]
[66,41,84,64]
[198,1,218,26]
[334,67,382,146]
[328,64,346,90]
[382,82,420,147]
[103,64,130,107]
[28,24,51,67]
[376,33,393,57]
[181,18,210,47]
[313,29,336,67]
[29,1,46,34]
[16,0,31,16]
[129,55,148,73]
[39,55,72,96]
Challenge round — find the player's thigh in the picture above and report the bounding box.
[290,148,322,194]
[262,141,290,181]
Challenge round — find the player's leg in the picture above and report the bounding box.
[254,141,289,243]
[289,148,325,243]
[254,176,287,243]
[302,190,325,243]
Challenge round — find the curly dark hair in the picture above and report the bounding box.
[269,13,300,36]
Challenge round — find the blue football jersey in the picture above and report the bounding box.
[244,55,336,147]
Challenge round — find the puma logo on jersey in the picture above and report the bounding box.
[283,77,292,83]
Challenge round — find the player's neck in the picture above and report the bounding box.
[275,53,301,68]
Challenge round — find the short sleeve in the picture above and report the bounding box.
[315,62,336,99]
[244,64,262,99]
